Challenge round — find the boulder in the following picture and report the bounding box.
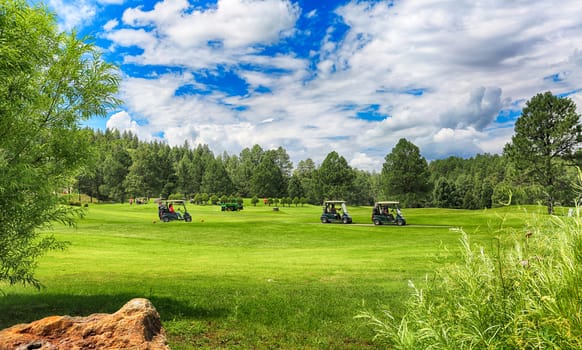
[0,298,170,350]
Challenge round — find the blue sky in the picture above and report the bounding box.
[48,0,582,171]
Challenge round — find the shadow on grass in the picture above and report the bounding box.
[0,293,229,329]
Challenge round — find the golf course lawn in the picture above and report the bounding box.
[0,202,550,349]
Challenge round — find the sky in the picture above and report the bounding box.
[47,0,582,172]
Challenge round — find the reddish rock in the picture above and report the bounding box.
[0,298,170,350]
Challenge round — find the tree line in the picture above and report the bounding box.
[78,96,581,210]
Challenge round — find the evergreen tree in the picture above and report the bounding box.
[100,144,131,202]
[504,92,582,213]
[175,153,196,197]
[382,138,430,207]
[316,151,355,201]
[429,154,507,209]
[125,143,168,199]
[433,177,458,208]
[273,146,293,191]
[251,150,285,197]
[287,173,305,200]
[235,145,263,196]
[295,158,318,204]
[221,152,242,195]
[349,170,374,205]
[191,144,214,194]
[201,158,234,196]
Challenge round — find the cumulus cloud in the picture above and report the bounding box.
[49,0,96,31]
[350,153,382,173]
[423,127,485,159]
[105,0,301,68]
[54,0,582,171]
[106,111,146,139]
[439,87,503,130]
[103,19,118,31]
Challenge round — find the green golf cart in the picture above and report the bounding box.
[158,199,192,222]
[371,201,405,225]
[320,200,353,224]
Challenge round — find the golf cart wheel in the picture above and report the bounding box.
[374,219,381,225]
[321,217,328,224]
[397,219,405,226]
[342,217,349,224]
[162,216,170,223]
[185,216,192,222]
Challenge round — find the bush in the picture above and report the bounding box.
[357,214,582,349]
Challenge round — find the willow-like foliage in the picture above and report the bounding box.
[0,0,121,288]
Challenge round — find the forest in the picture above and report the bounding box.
[75,128,579,209]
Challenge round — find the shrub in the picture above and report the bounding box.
[357,214,582,349]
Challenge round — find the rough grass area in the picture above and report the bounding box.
[357,210,582,349]
[0,202,546,349]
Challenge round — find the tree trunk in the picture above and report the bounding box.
[547,196,554,214]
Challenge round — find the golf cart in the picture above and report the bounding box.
[321,200,353,224]
[220,202,243,211]
[372,201,406,226]
[158,199,192,222]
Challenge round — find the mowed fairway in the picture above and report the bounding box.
[0,202,542,349]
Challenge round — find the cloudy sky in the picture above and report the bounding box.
[49,0,582,171]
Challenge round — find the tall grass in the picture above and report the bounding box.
[357,209,582,348]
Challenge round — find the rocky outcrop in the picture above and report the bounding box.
[0,298,170,350]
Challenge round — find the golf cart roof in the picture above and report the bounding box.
[162,199,187,204]
[323,200,346,204]
[375,201,400,205]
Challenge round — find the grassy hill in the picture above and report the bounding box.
[0,202,553,349]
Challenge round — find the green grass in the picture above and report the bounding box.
[0,202,547,349]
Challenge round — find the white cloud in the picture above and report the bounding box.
[439,87,503,130]
[98,0,124,5]
[350,153,382,173]
[103,19,118,31]
[166,0,300,49]
[89,0,582,171]
[106,111,147,139]
[322,0,582,163]
[478,127,515,155]
[49,0,96,31]
[99,2,301,73]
